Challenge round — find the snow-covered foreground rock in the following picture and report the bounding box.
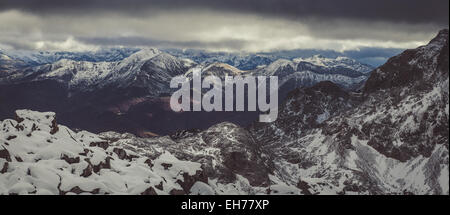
[0,109,299,195]
[0,110,209,195]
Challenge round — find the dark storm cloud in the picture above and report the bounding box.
[0,0,447,52]
[1,0,448,25]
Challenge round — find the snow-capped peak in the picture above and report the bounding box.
[202,62,245,76]
[266,59,295,71]
[0,54,11,61]
[293,55,373,74]
[124,48,161,62]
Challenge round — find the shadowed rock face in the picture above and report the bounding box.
[250,80,360,147]
[364,29,449,94]
[200,123,270,186]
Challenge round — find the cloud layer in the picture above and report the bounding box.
[0,1,448,52]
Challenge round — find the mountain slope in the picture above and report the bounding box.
[249,29,449,194]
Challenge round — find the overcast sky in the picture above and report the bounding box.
[0,0,448,52]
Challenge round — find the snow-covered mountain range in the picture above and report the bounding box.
[252,55,372,96]
[1,49,371,91]
[0,48,139,66]
[0,44,374,135]
[164,48,385,70]
[0,48,194,95]
[0,29,448,195]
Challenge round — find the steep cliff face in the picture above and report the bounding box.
[247,29,449,194]
[359,29,449,161]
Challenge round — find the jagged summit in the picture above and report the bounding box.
[429,29,449,45]
[264,59,295,75]
[363,28,449,94]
